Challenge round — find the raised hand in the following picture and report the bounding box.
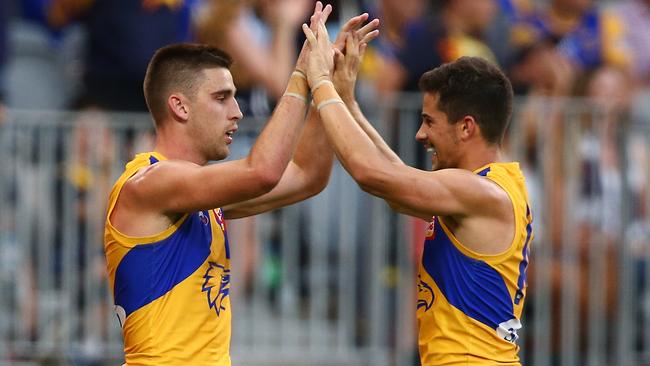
[332,32,366,104]
[295,1,333,75]
[302,17,335,86]
[333,14,380,55]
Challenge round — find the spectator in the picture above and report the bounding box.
[46,0,202,112]
[356,0,427,92]
[613,0,650,86]
[527,0,630,74]
[378,0,499,94]
[485,0,536,71]
[194,0,312,118]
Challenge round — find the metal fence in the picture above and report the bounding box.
[0,94,648,366]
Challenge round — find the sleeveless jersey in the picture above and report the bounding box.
[104,152,232,365]
[417,162,533,365]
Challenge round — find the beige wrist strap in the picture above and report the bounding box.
[312,80,341,107]
[317,98,345,111]
[283,71,309,103]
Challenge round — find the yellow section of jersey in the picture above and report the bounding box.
[417,162,533,365]
[104,152,232,365]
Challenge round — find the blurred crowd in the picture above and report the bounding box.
[0,0,648,116]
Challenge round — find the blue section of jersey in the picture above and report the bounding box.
[149,155,159,164]
[214,210,231,260]
[224,234,231,260]
[514,206,532,305]
[421,219,515,330]
[477,167,491,177]
[113,212,212,317]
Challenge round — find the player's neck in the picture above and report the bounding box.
[154,131,207,166]
[458,144,503,172]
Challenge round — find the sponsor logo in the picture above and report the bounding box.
[497,319,522,343]
[198,211,209,226]
[114,305,126,328]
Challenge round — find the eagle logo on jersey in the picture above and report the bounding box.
[417,275,435,311]
[202,262,231,316]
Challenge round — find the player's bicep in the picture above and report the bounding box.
[124,159,275,214]
[371,167,504,219]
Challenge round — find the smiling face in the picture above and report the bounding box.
[188,68,243,161]
[415,92,462,171]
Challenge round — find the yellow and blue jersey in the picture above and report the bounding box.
[104,152,232,366]
[417,162,533,365]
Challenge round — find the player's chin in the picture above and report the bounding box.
[212,147,229,161]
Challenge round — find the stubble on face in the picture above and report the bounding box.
[191,68,239,163]
[421,93,462,171]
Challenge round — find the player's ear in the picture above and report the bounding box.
[458,115,477,141]
[168,93,190,122]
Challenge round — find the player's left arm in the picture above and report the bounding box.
[312,96,509,220]
[302,20,511,221]
[359,165,510,220]
[223,105,333,219]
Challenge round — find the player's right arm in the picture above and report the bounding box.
[332,28,401,165]
[118,3,333,216]
[302,20,513,220]
[121,131,300,215]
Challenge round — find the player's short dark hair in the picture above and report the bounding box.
[144,43,233,125]
[418,56,513,145]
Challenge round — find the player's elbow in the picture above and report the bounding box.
[387,200,402,212]
[254,168,283,193]
[350,162,386,196]
[306,163,334,196]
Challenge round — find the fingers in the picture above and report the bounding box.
[334,48,345,70]
[302,23,317,46]
[309,2,332,31]
[341,13,369,33]
[357,18,379,39]
[316,19,331,47]
[359,43,368,60]
[360,29,380,45]
[321,4,333,24]
[313,1,322,16]
[334,13,368,50]
[308,1,323,30]
[345,31,359,59]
